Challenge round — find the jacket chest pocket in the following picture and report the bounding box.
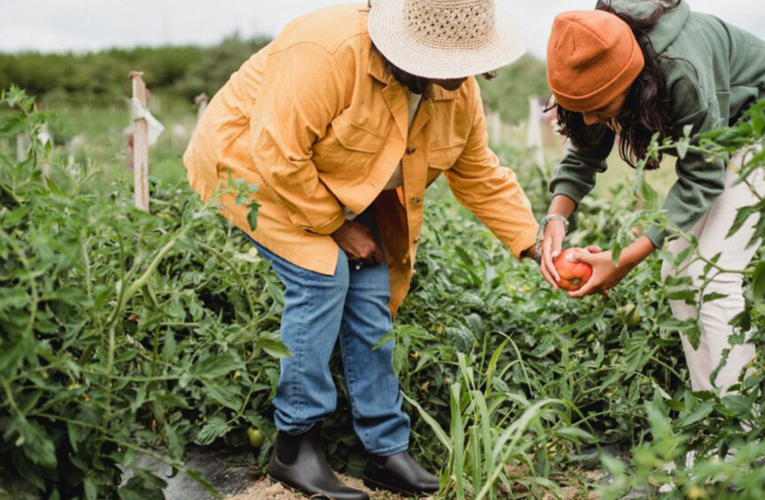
[313,114,384,173]
[426,143,464,185]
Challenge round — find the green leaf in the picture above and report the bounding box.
[194,415,230,446]
[722,394,752,416]
[676,137,690,160]
[646,404,673,441]
[702,292,727,304]
[247,201,260,232]
[750,103,765,135]
[752,262,765,305]
[10,417,57,468]
[665,289,696,304]
[681,400,715,426]
[555,427,595,443]
[162,330,178,362]
[83,477,97,500]
[402,392,452,453]
[204,383,242,410]
[190,353,238,379]
[118,469,167,500]
[256,333,292,359]
[600,454,626,477]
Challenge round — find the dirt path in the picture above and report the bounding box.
[226,474,422,500]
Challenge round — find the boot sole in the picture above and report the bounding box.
[267,475,316,498]
[269,474,367,500]
[363,477,421,497]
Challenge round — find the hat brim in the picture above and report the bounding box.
[368,0,528,80]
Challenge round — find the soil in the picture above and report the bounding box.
[226,474,420,500]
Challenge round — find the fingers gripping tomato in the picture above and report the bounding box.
[554,248,593,292]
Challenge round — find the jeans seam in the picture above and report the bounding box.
[293,279,310,422]
[340,317,362,424]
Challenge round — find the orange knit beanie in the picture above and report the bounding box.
[547,10,645,113]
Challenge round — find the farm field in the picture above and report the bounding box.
[2,67,765,500]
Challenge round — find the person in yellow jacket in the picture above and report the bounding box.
[184,0,539,497]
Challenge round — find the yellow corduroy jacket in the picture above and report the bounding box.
[183,3,539,315]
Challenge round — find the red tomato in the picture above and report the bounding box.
[554,248,593,292]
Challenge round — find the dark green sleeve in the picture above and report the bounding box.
[549,125,616,205]
[645,101,726,247]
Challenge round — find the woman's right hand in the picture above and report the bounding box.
[331,220,383,267]
[539,219,567,290]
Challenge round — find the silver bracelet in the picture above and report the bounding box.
[535,215,570,259]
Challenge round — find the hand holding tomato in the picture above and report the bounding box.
[554,248,593,291]
[540,219,567,290]
[563,249,636,298]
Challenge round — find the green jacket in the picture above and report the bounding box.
[549,0,765,246]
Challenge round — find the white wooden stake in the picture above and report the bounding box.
[39,122,53,179]
[130,71,150,212]
[16,132,28,162]
[527,96,545,168]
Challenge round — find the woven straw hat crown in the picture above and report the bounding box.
[369,0,528,80]
[404,0,497,50]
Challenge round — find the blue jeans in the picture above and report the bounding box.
[248,209,410,456]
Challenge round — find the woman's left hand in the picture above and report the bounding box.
[565,249,636,298]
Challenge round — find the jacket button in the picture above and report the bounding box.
[405,147,416,155]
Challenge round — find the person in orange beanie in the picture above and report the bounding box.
[539,0,765,395]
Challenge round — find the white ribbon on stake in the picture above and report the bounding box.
[129,97,164,146]
[129,71,159,212]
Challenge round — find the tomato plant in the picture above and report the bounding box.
[2,87,764,500]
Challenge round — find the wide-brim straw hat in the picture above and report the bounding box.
[368,0,528,80]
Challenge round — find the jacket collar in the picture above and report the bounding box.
[368,47,395,86]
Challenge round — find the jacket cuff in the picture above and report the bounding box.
[510,225,540,259]
[551,182,588,206]
[645,226,669,249]
[306,211,346,236]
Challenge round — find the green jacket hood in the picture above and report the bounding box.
[597,0,691,53]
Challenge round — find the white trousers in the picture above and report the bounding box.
[661,165,764,393]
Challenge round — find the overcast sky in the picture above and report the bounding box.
[1,0,764,58]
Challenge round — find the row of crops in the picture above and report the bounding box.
[1,86,765,499]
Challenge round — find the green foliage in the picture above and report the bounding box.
[0,37,542,119]
[0,35,270,106]
[0,91,280,500]
[0,47,203,104]
[595,101,765,499]
[172,35,271,101]
[2,87,765,500]
[478,55,549,124]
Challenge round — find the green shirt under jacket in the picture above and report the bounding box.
[549,0,765,246]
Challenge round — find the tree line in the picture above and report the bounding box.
[0,33,548,123]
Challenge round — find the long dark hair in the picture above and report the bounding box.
[554,0,685,170]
